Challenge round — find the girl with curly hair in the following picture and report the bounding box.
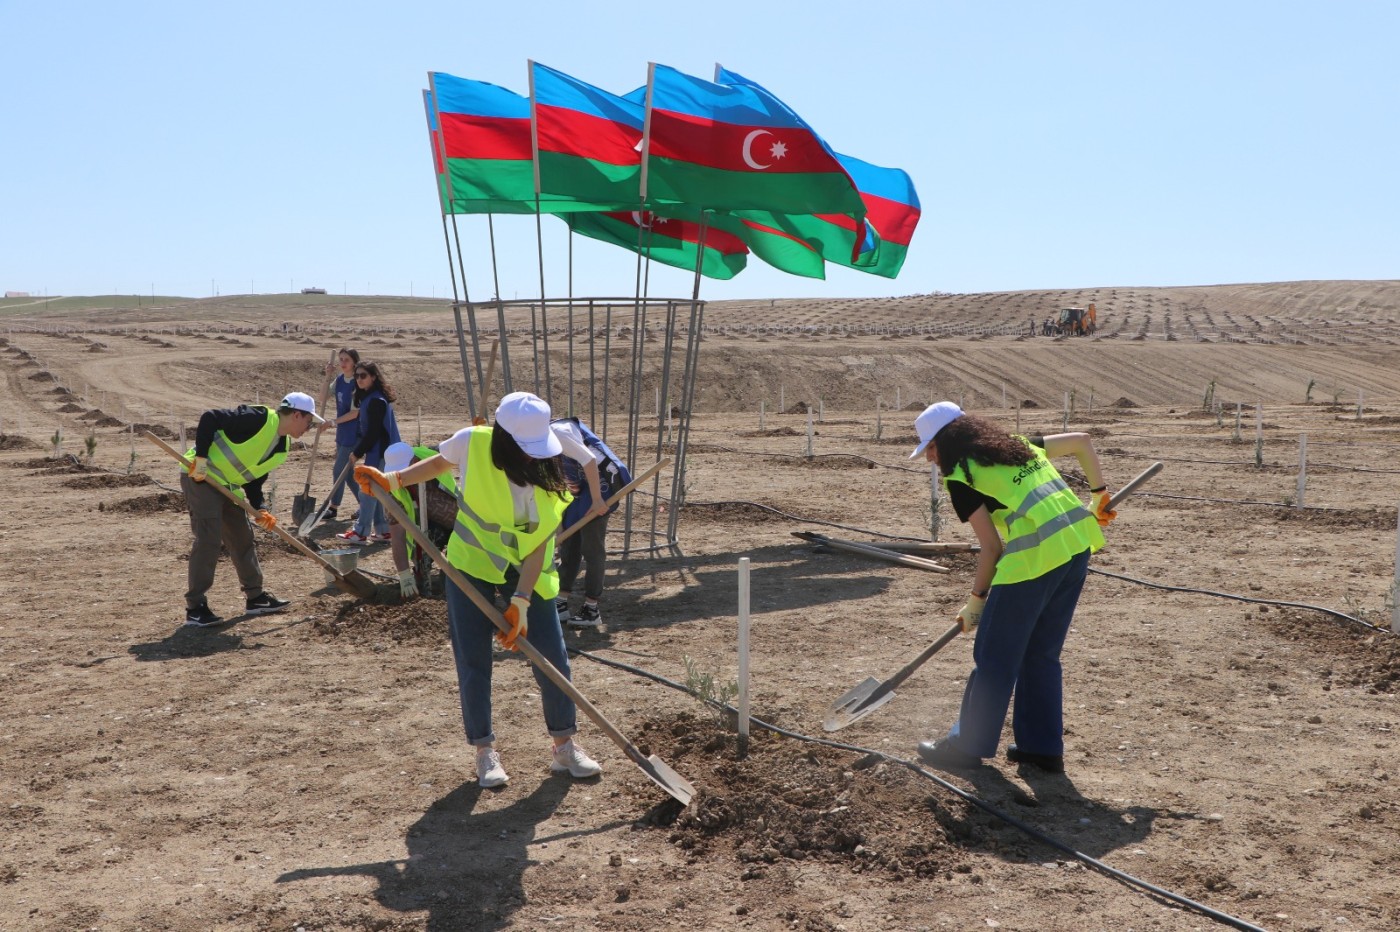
[910,402,1116,775]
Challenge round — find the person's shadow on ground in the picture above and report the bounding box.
[278,775,627,931]
[128,615,310,661]
[920,762,1189,864]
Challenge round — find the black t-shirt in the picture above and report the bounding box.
[945,435,1044,523]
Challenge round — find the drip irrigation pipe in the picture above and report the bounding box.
[572,647,1269,932]
[1129,491,1360,511]
[1088,567,1389,635]
[683,499,929,541]
[1098,450,1400,474]
[681,444,925,474]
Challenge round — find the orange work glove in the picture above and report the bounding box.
[496,595,530,652]
[472,416,487,427]
[354,464,401,496]
[254,509,277,531]
[1090,489,1117,528]
[188,456,209,482]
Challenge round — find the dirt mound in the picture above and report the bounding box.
[57,402,84,413]
[1111,397,1139,408]
[103,492,186,514]
[86,343,107,352]
[28,370,56,382]
[129,422,175,439]
[633,715,955,880]
[312,596,449,644]
[1020,399,1039,409]
[784,402,812,414]
[1269,505,1398,531]
[13,454,94,474]
[63,473,152,490]
[766,454,877,470]
[93,416,124,428]
[0,435,41,452]
[738,426,802,437]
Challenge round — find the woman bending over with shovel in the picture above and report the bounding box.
[354,392,602,788]
[910,402,1115,775]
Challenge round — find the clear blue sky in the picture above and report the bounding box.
[3,2,1396,302]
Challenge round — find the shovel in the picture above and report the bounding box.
[368,482,695,806]
[145,432,379,600]
[297,460,354,537]
[292,353,336,524]
[823,460,1165,732]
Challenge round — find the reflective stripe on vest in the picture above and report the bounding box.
[445,427,569,597]
[186,407,285,491]
[947,441,1103,586]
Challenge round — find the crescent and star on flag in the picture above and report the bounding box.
[742,130,787,169]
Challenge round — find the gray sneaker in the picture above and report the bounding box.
[476,748,509,788]
[554,597,572,622]
[550,740,602,778]
[568,603,601,628]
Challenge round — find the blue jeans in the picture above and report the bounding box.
[329,443,355,509]
[444,572,578,747]
[946,548,1090,759]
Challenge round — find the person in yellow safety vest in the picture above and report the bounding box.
[380,441,459,598]
[354,392,603,789]
[908,401,1116,776]
[181,392,324,628]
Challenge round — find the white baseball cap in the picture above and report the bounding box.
[384,441,415,473]
[909,401,964,459]
[494,391,563,459]
[279,391,326,424]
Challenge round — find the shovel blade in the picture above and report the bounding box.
[637,753,696,806]
[291,493,315,525]
[823,677,896,732]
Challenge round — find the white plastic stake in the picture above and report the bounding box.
[1357,390,1364,419]
[819,397,824,422]
[655,386,660,418]
[737,556,751,754]
[780,384,785,413]
[1001,382,1007,409]
[417,405,423,445]
[895,387,901,411]
[759,400,765,431]
[806,407,814,458]
[1295,433,1307,508]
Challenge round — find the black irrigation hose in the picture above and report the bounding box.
[1131,491,1356,511]
[683,499,929,542]
[572,647,1269,932]
[686,444,926,474]
[1088,567,1390,635]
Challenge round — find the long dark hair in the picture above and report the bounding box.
[339,347,360,365]
[933,412,1035,479]
[352,360,397,404]
[491,426,568,496]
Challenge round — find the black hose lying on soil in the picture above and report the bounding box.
[572,647,1269,932]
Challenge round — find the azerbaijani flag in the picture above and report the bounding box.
[429,71,537,213]
[639,63,865,221]
[422,89,451,214]
[834,152,920,278]
[714,66,920,279]
[564,210,748,280]
[531,62,644,211]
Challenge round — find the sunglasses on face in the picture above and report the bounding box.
[355,371,371,379]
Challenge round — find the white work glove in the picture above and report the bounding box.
[957,594,987,633]
[188,456,208,482]
[398,569,419,599]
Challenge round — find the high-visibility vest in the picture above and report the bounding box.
[946,439,1103,586]
[445,427,570,598]
[391,445,458,562]
[185,407,286,497]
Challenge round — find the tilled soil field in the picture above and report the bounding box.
[1,290,1399,931]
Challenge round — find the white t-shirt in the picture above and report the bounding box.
[437,425,596,530]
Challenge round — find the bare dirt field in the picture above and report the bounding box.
[2,282,1399,931]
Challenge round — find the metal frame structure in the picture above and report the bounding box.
[449,295,703,557]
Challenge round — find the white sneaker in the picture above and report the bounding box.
[550,739,602,778]
[476,748,509,788]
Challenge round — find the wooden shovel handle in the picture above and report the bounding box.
[368,484,656,770]
[556,458,669,545]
